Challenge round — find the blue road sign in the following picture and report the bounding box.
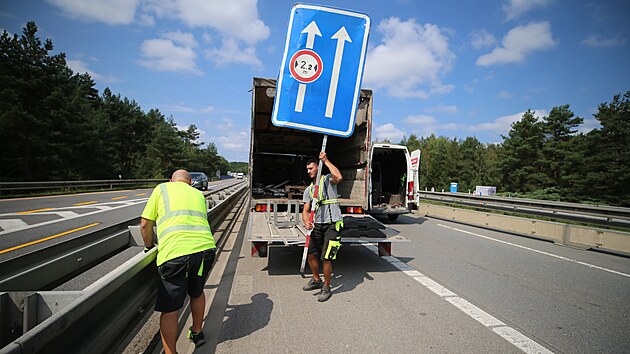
[272,4,371,138]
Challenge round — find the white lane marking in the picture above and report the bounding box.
[0,199,147,236]
[445,297,505,327]
[438,223,630,279]
[0,198,150,218]
[493,326,554,354]
[0,219,29,231]
[371,247,553,354]
[55,211,80,218]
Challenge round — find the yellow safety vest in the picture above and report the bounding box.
[142,182,215,266]
[309,175,339,211]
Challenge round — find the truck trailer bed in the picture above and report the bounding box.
[247,211,409,257]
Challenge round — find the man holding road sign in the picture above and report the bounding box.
[302,152,343,302]
[272,4,370,300]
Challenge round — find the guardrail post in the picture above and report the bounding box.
[0,292,24,348]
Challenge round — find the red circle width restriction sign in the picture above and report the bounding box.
[289,49,323,83]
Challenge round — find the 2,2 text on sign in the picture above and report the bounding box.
[272,4,370,138]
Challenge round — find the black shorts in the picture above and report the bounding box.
[308,222,341,261]
[155,248,216,313]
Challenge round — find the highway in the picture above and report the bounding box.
[186,212,630,354]
[1,190,629,353]
[0,180,232,262]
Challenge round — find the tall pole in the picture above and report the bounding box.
[300,135,328,273]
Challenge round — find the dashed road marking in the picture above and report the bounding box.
[0,219,28,231]
[16,208,54,214]
[0,199,147,236]
[73,201,97,206]
[362,244,553,354]
[111,196,128,200]
[438,223,630,279]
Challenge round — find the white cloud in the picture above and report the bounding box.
[46,0,141,25]
[426,103,458,115]
[502,0,553,21]
[577,117,601,134]
[470,29,496,49]
[477,22,556,66]
[404,114,437,125]
[145,0,269,67]
[363,17,455,99]
[137,13,155,26]
[66,59,121,83]
[204,38,262,68]
[216,117,235,131]
[404,114,462,137]
[469,109,547,135]
[164,31,198,48]
[214,131,249,153]
[161,104,214,113]
[159,0,268,44]
[581,35,626,48]
[497,91,512,99]
[374,123,404,142]
[138,32,203,75]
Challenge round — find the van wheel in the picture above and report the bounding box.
[387,214,399,221]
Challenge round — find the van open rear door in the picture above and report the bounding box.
[410,149,421,208]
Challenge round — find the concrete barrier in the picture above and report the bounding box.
[420,204,630,256]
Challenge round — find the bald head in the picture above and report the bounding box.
[171,169,191,184]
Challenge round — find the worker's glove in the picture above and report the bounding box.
[144,243,156,253]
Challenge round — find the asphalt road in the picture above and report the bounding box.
[181,212,629,353]
[0,180,235,262]
[2,188,628,353]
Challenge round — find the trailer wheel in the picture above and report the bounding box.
[387,214,399,221]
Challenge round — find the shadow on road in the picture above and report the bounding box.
[218,293,273,341]
[380,214,429,225]
[263,243,412,295]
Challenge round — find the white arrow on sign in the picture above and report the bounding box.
[302,21,321,49]
[295,21,321,113]
[325,26,351,118]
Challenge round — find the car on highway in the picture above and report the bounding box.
[190,172,208,190]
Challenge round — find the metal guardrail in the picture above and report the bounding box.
[417,191,630,229]
[0,179,168,193]
[0,181,248,353]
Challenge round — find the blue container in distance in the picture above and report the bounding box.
[450,182,458,193]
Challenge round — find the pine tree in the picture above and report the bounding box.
[499,110,546,193]
[541,105,583,196]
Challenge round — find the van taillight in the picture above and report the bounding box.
[345,206,364,214]
[254,204,273,212]
[408,181,414,197]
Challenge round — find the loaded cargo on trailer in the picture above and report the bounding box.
[246,77,408,258]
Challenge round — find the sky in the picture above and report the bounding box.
[1,0,629,162]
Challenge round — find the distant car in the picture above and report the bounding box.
[190,172,209,190]
[236,173,244,179]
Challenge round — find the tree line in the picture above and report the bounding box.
[2,23,628,206]
[399,95,630,207]
[0,22,231,182]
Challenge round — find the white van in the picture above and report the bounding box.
[368,143,414,221]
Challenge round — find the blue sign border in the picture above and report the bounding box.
[272,4,370,137]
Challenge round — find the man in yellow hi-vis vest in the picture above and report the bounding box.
[302,152,343,302]
[141,170,216,353]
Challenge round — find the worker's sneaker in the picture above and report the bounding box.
[188,326,206,348]
[318,285,332,302]
[302,278,323,291]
